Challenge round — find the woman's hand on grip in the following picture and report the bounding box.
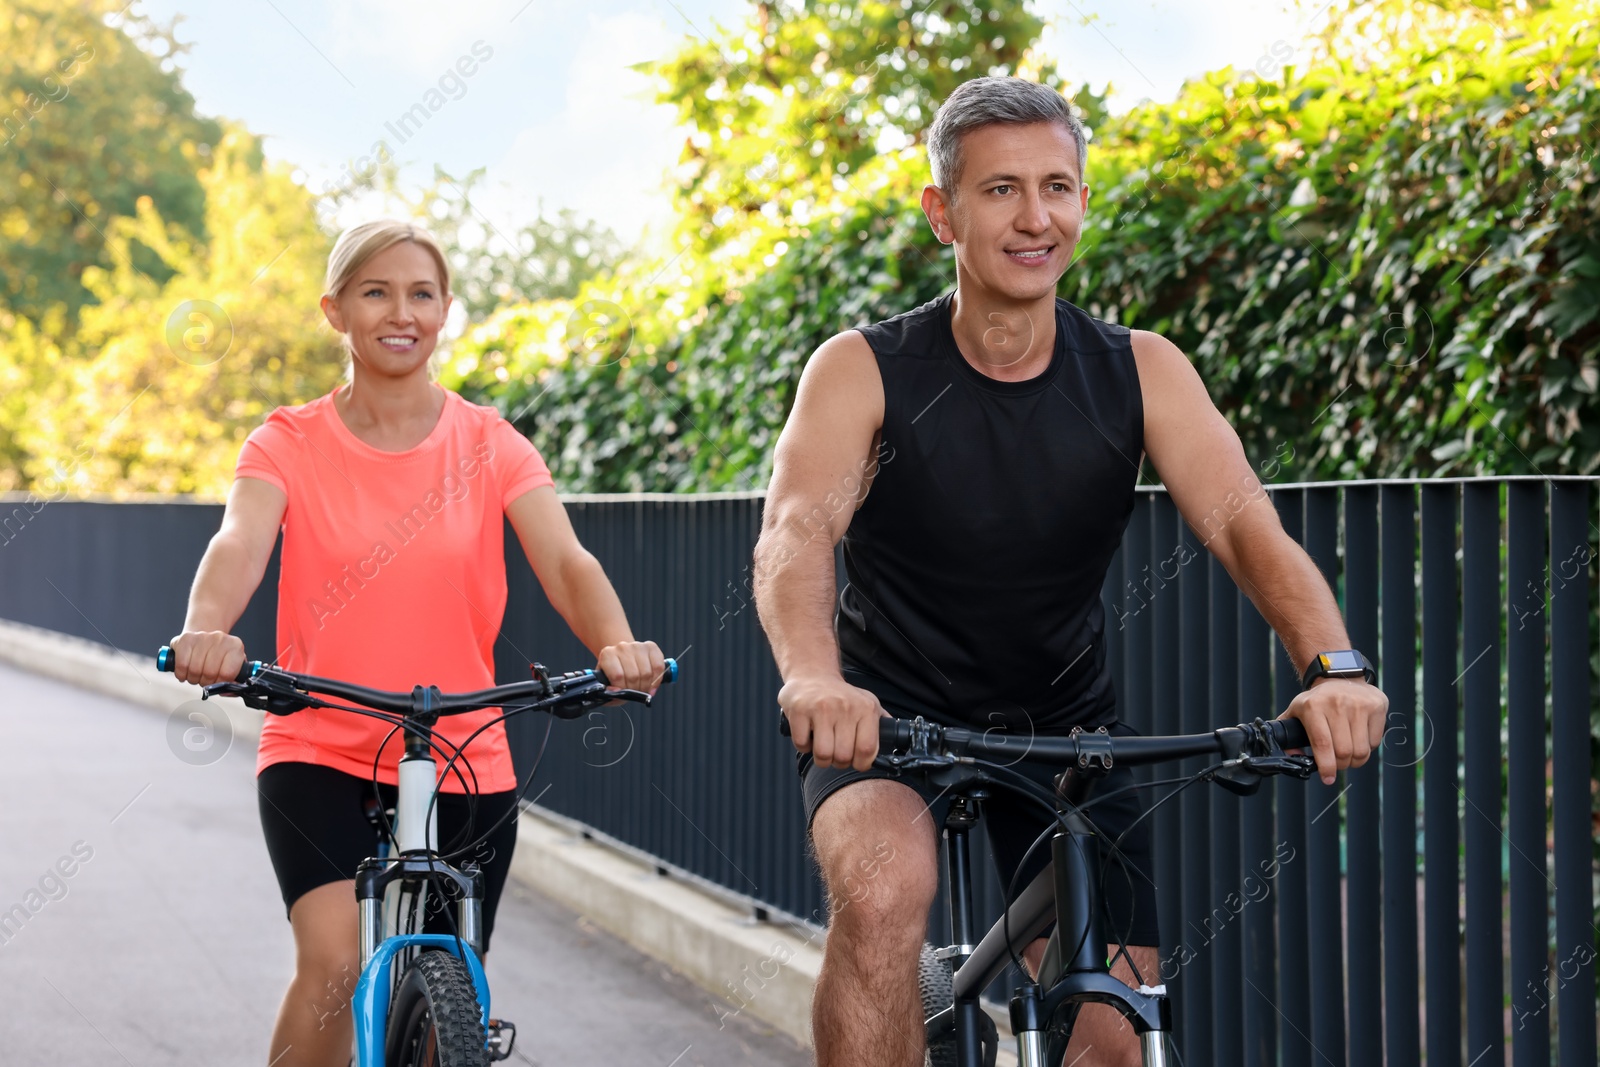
[167,631,246,686]
[597,640,667,695]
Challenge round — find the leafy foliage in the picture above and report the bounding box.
[359,162,628,322]
[1065,0,1600,479]
[452,0,1599,491]
[13,126,344,495]
[448,0,1064,490]
[646,0,1068,258]
[0,0,221,321]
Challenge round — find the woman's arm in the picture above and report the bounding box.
[505,486,665,692]
[168,476,286,685]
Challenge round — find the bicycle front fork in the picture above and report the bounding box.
[1008,826,1172,1067]
[1009,983,1171,1067]
[355,856,486,969]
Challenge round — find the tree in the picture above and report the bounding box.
[453,0,1599,489]
[17,125,343,496]
[355,161,628,323]
[646,0,1071,255]
[0,0,221,321]
[450,0,1080,490]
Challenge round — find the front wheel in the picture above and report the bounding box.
[385,950,489,1067]
[919,943,958,1067]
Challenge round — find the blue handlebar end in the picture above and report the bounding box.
[156,646,174,672]
[662,658,678,684]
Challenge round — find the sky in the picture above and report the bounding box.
[134,0,1325,248]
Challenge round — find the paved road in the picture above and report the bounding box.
[0,662,810,1066]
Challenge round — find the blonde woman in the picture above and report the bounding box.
[167,219,665,1067]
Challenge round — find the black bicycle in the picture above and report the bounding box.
[158,646,676,1067]
[868,714,1314,1067]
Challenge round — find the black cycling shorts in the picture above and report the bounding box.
[257,762,520,951]
[799,675,1160,948]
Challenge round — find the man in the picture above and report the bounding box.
[753,76,1387,1066]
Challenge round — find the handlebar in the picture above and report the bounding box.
[778,712,1305,757]
[779,711,1313,790]
[873,715,1308,766]
[157,645,678,719]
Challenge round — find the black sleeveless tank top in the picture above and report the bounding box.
[836,292,1144,732]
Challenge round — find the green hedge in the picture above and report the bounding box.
[446,0,1598,490]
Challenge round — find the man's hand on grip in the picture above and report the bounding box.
[779,675,885,773]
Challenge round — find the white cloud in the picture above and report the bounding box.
[477,11,688,243]
[1039,0,1308,114]
[323,0,499,78]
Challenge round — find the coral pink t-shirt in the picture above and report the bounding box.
[235,387,554,793]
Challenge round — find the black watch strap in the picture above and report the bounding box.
[1300,650,1376,690]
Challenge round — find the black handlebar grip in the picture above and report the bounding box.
[879,717,913,751]
[778,714,910,748]
[1273,717,1311,750]
[156,646,175,673]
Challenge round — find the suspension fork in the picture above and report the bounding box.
[1015,813,1171,1067]
[1010,817,1108,1067]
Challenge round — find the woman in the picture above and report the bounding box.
[168,219,665,1067]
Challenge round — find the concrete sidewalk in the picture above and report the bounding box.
[0,661,809,1066]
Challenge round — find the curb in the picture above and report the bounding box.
[512,811,821,1047]
[0,618,260,744]
[0,618,821,1048]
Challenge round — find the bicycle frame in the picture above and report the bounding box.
[352,703,494,1067]
[157,646,676,1067]
[930,769,1172,1067]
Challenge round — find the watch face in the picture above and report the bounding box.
[1321,650,1365,673]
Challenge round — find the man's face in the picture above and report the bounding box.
[926,121,1089,302]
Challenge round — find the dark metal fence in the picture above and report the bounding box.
[0,478,1594,1065]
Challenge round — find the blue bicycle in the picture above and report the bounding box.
[158,646,676,1066]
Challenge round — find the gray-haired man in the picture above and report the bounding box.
[754,76,1386,1066]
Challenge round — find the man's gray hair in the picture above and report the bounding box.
[926,77,1087,191]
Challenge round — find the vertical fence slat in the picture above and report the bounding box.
[1549,483,1596,1067]
[1381,484,1421,1067]
[1238,592,1277,1067]
[1421,483,1463,1067]
[1505,482,1550,1067]
[1121,496,1154,745]
[1343,486,1384,1067]
[1462,482,1506,1065]
[1303,486,1348,1067]
[1178,521,1213,1060]
[1209,558,1243,1066]
[1150,495,1185,1026]
[1272,488,1313,1067]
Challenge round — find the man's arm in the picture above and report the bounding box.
[753,330,886,772]
[1131,329,1388,784]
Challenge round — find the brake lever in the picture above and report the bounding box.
[873,753,958,774]
[1246,753,1316,778]
[202,672,314,716]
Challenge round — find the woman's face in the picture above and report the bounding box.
[321,240,451,382]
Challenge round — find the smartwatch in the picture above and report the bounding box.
[1300,650,1376,690]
